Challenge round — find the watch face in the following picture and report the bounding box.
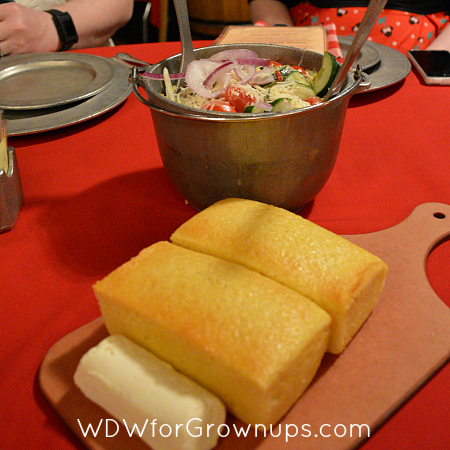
[61,16,78,41]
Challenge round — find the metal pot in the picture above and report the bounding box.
[131,44,370,212]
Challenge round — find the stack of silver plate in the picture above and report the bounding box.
[0,52,132,136]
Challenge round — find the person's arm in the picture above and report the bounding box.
[0,0,133,55]
[249,0,294,26]
[426,24,450,51]
[57,0,134,49]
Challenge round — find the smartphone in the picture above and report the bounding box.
[407,50,450,85]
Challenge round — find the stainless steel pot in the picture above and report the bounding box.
[131,44,370,212]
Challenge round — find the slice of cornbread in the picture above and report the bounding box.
[94,241,331,427]
[171,198,388,354]
[74,335,226,450]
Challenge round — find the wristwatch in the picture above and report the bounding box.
[45,9,79,51]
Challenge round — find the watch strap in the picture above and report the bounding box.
[46,9,78,51]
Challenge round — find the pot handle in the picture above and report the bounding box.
[354,68,372,94]
[128,66,153,107]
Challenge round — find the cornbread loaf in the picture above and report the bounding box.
[171,198,388,354]
[74,335,226,450]
[94,241,331,427]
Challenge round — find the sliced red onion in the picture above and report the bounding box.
[185,59,227,98]
[203,61,234,88]
[251,75,275,85]
[141,71,185,80]
[236,57,270,67]
[209,49,259,62]
[250,67,277,85]
[235,65,257,85]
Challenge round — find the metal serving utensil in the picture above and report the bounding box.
[173,0,195,74]
[119,0,195,74]
[114,53,151,67]
[324,0,388,101]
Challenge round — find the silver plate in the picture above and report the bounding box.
[339,39,381,71]
[0,53,114,110]
[339,36,411,92]
[4,59,131,136]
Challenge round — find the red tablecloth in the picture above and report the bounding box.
[1,41,449,450]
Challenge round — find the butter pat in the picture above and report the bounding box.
[74,334,226,450]
[171,198,388,354]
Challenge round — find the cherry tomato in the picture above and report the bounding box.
[306,96,323,106]
[275,70,283,82]
[201,100,237,113]
[269,60,283,67]
[223,85,256,113]
[291,65,307,75]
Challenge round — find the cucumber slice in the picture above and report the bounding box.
[313,52,340,98]
[244,104,267,113]
[292,82,317,100]
[270,98,293,112]
[285,71,310,85]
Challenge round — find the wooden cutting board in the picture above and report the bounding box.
[38,202,450,450]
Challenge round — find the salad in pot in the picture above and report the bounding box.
[142,49,339,114]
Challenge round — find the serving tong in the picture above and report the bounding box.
[173,0,195,75]
[125,0,194,70]
[114,53,151,68]
[324,0,388,100]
